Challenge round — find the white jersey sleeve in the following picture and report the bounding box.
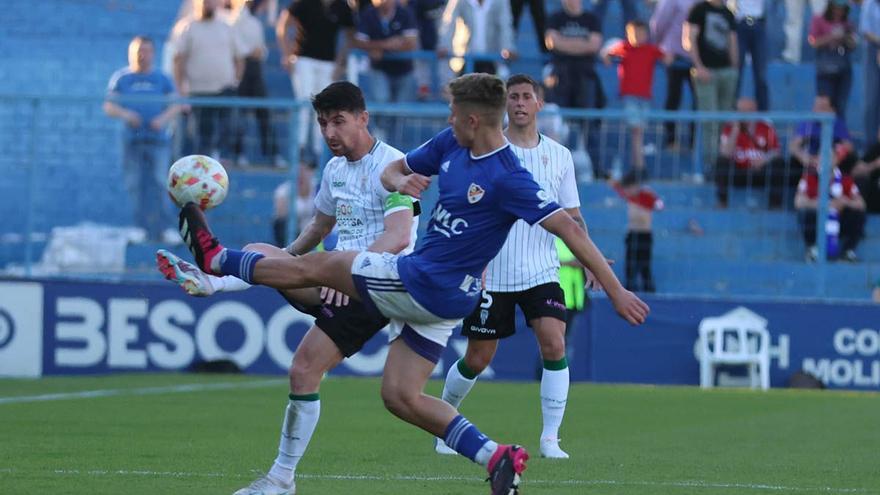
[313,162,336,217]
[556,148,580,209]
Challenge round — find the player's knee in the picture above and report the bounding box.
[290,355,322,393]
[539,334,566,361]
[380,382,416,418]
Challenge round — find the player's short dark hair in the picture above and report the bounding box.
[626,20,648,31]
[448,73,507,124]
[505,74,543,97]
[311,82,366,116]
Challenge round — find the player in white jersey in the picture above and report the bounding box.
[436,74,586,460]
[167,74,649,495]
[157,82,417,495]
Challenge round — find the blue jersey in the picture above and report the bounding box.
[106,68,176,142]
[398,128,562,319]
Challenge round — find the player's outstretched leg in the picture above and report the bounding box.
[178,203,359,298]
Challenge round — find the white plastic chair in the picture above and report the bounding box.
[698,307,770,390]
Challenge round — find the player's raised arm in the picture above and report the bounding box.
[540,212,649,325]
[380,158,431,198]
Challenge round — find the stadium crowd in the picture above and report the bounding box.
[105,0,880,261]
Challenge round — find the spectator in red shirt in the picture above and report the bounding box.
[611,171,665,292]
[715,97,798,209]
[602,20,669,175]
[795,152,866,262]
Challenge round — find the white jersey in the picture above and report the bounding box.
[314,140,418,252]
[484,134,580,292]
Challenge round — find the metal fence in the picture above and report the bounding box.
[2,93,872,300]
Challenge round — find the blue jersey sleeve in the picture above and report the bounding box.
[496,167,562,225]
[404,127,457,176]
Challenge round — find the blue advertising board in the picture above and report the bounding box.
[1,279,878,390]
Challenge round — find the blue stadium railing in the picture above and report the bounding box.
[0,93,843,297]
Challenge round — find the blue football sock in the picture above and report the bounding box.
[443,415,491,463]
[219,249,264,284]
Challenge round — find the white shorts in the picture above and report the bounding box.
[351,251,460,363]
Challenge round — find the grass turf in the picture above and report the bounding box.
[0,374,877,494]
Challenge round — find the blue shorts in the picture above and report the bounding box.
[622,96,651,128]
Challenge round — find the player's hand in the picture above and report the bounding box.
[395,173,431,199]
[611,289,650,325]
[320,286,349,307]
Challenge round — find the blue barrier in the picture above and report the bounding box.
[1,279,877,391]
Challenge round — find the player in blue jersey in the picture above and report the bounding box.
[171,73,648,495]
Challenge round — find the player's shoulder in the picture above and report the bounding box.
[538,134,569,153]
[538,134,574,162]
[374,140,405,162]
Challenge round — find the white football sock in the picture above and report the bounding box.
[540,366,569,440]
[441,360,478,409]
[208,274,251,292]
[269,397,320,484]
[474,440,499,466]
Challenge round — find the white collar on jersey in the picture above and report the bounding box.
[345,139,381,165]
[469,139,511,160]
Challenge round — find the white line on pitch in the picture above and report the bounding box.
[0,379,285,405]
[40,469,876,493]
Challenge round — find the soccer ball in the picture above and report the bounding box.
[167,155,228,210]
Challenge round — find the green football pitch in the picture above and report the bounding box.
[0,374,877,495]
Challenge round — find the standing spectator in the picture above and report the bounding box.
[730,0,769,111]
[590,0,640,34]
[354,0,420,103]
[783,0,828,63]
[174,0,244,160]
[795,153,866,262]
[230,0,285,167]
[685,0,738,170]
[611,171,664,292]
[276,0,355,162]
[512,0,547,52]
[651,0,700,149]
[715,98,798,209]
[602,20,668,175]
[438,0,517,75]
[808,0,857,119]
[410,0,447,99]
[104,36,181,243]
[545,0,605,177]
[860,0,880,145]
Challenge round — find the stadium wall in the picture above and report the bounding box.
[1,279,878,391]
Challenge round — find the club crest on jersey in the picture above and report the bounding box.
[467,183,485,204]
[542,154,549,166]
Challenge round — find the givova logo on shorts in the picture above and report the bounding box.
[0,282,43,377]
